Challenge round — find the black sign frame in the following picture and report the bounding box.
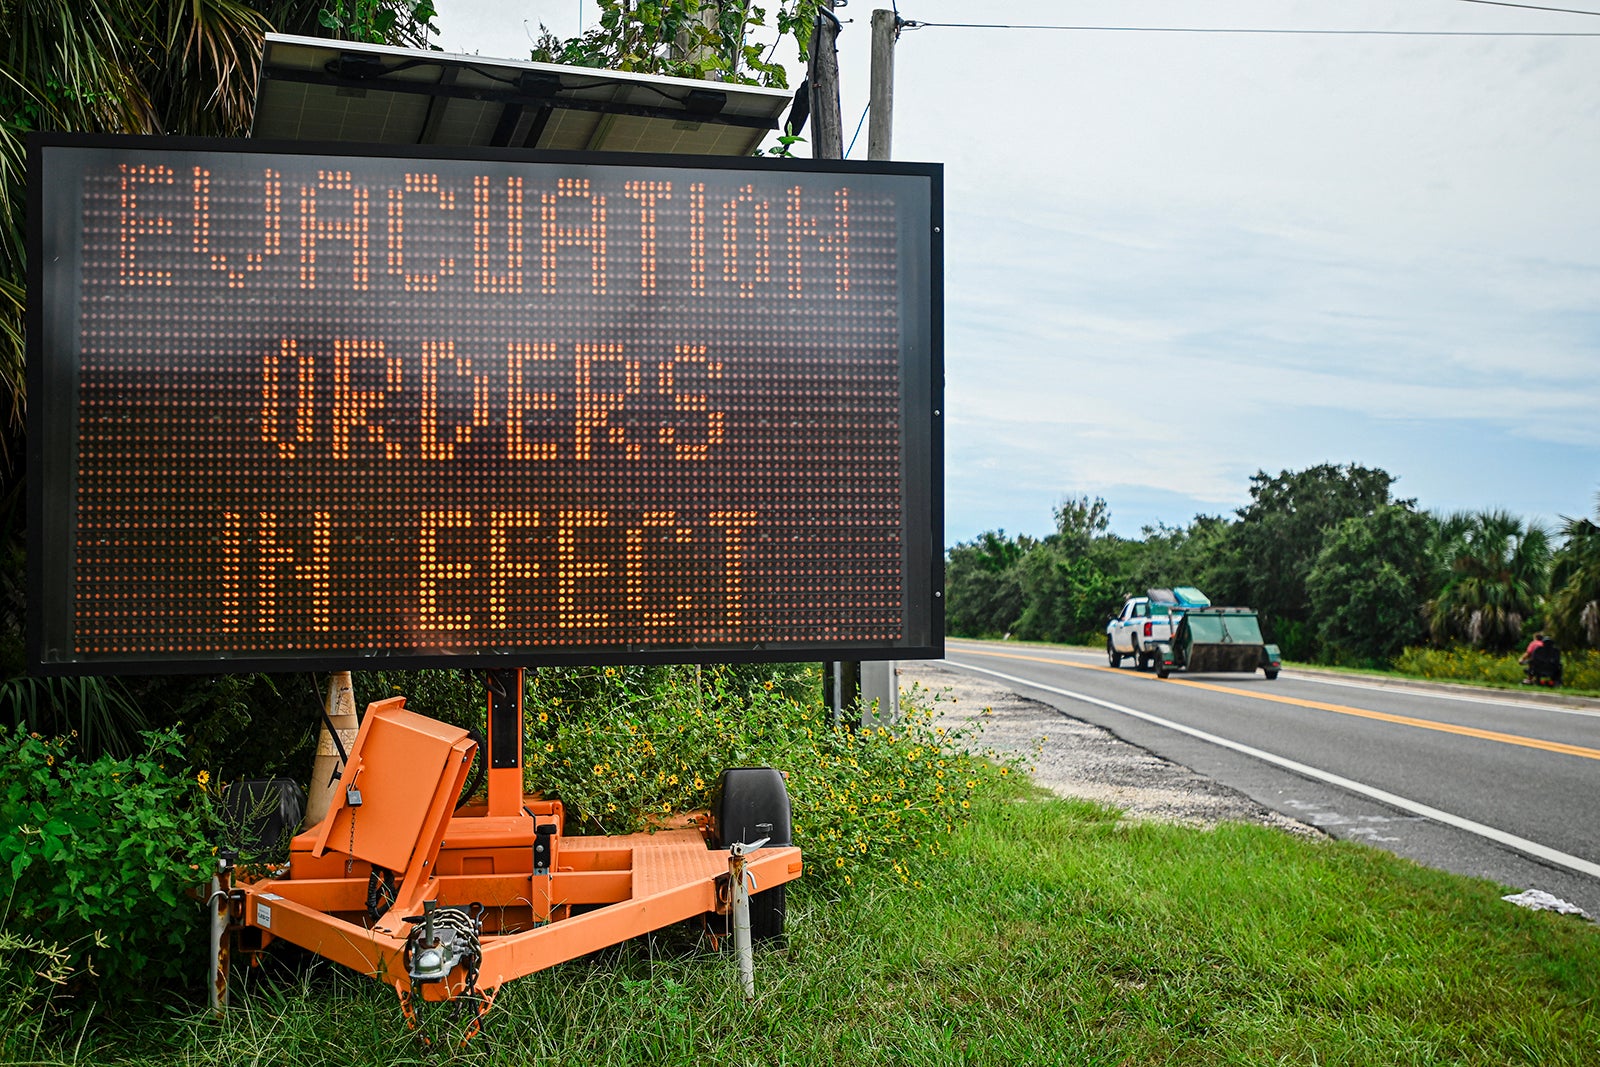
[27,133,943,675]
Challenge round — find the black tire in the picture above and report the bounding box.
[708,768,791,942]
[1156,665,1170,679]
[1264,669,1279,680]
[1106,638,1123,668]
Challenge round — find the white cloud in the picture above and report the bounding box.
[434,0,1600,539]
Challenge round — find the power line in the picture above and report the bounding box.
[900,21,1600,37]
[845,101,870,158]
[1451,0,1600,16]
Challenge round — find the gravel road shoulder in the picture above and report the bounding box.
[899,660,1318,837]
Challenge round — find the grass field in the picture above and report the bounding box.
[16,781,1597,1066]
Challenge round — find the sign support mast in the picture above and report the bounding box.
[858,7,903,725]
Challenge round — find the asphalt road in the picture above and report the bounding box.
[942,638,1600,918]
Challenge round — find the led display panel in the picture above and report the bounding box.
[28,134,942,674]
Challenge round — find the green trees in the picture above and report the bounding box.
[1306,505,1435,664]
[1426,510,1551,653]
[1211,464,1403,658]
[944,467,1597,667]
[944,531,1031,637]
[943,497,1126,644]
[1009,496,1124,644]
[530,0,820,86]
[1547,498,1600,648]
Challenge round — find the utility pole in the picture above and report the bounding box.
[808,1,844,159]
[857,7,901,724]
[867,8,896,160]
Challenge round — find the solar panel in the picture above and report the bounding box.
[252,34,795,157]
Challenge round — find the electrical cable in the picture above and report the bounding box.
[898,20,1600,37]
[1451,0,1600,15]
[844,101,870,157]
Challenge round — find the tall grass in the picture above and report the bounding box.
[36,783,1599,1066]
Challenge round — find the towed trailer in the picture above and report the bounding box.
[209,669,802,1039]
[1148,607,1282,680]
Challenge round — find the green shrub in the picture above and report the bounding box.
[1393,645,1600,691]
[1566,650,1600,690]
[0,727,215,1001]
[514,664,1009,881]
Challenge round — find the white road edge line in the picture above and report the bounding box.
[946,658,1600,881]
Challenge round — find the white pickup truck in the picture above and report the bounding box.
[1105,587,1209,670]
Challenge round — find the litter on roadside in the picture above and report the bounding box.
[1501,889,1591,919]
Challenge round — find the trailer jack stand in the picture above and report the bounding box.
[207,860,231,1013]
[729,836,769,1000]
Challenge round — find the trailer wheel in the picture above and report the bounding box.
[708,768,791,942]
[1106,639,1123,668]
[1157,665,1170,679]
[1264,669,1279,680]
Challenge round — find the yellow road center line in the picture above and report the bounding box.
[946,644,1600,763]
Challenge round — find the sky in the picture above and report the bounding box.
[425,0,1600,545]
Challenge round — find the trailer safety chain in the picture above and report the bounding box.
[397,981,499,1049]
[397,903,490,1047]
[457,984,498,1045]
[345,796,357,876]
[401,903,485,992]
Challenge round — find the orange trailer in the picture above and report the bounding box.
[209,668,802,1038]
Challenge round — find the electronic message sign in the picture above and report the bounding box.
[28,135,942,673]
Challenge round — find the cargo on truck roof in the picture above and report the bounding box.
[1145,587,1210,614]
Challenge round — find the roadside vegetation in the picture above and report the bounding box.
[947,465,1600,674]
[1391,645,1600,695]
[4,774,1596,1066]
[0,668,1005,1050]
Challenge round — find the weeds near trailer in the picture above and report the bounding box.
[354,662,1010,880]
[518,665,1011,878]
[0,727,216,999]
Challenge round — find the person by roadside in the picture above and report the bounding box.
[1520,633,1562,686]
[1520,633,1546,665]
